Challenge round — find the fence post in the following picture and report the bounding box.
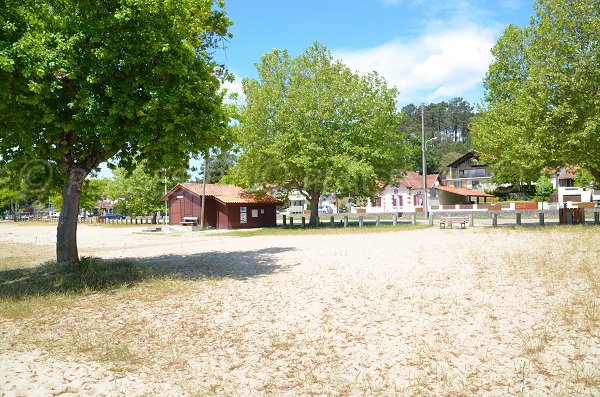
[330,216,335,227]
[282,215,286,226]
[359,216,364,227]
[566,210,573,225]
[469,213,474,227]
[539,212,545,226]
[595,211,599,225]
[492,213,498,227]
[516,213,522,226]
[344,216,348,227]
[411,213,417,225]
[301,216,306,227]
[290,217,294,227]
[393,213,397,226]
[376,214,380,227]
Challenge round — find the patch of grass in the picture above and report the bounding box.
[210,223,427,237]
[100,342,141,371]
[567,363,600,388]
[0,256,145,301]
[0,242,55,270]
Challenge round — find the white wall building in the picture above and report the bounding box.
[367,172,442,213]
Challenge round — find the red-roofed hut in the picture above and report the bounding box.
[163,183,282,229]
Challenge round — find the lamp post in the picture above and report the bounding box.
[421,103,438,219]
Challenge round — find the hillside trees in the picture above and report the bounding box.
[232,43,406,226]
[0,0,232,264]
[399,99,474,172]
[471,0,600,182]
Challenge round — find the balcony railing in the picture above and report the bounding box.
[449,169,491,179]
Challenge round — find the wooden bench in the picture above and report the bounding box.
[439,216,468,229]
[181,216,198,226]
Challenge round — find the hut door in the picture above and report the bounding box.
[171,199,181,224]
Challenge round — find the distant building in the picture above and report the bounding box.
[445,151,495,192]
[163,183,281,229]
[369,172,443,213]
[548,167,596,205]
[287,190,307,214]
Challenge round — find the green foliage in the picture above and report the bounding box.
[202,151,237,184]
[404,135,440,174]
[108,165,187,216]
[0,0,233,262]
[232,42,406,225]
[490,184,536,201]
[1,0,233,178]
[573,168,596,188]
[535,175,554,199]
[439,151,462,173]
[472,0,600,182]
[80,179,110,212]
[399,99,474,173]
[400,98,474,144]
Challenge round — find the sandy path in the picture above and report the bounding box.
[1,223,598,396]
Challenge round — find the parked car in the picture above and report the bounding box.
[318,205,333,214]
[101,213,126,220]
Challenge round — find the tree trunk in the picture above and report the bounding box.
[589,169,600,189]
[56,168,87,265]
[309,193,320,227]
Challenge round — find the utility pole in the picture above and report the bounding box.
[421,103,428,219]
[164,174,168,224]
[200,155,208,229]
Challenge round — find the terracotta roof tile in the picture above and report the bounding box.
[435,185,494,197]
[398,172,439,189]
[165,183,282,204]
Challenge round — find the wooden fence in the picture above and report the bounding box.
[279,209,600,228]
[34,216,169,225]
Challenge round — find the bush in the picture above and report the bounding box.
[490,184,536,201]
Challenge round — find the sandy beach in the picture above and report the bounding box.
[1,223,598,396]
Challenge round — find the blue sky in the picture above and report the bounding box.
[220,0,534,107]
[99,0,535,178]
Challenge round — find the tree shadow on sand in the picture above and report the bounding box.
[0,247,297,299]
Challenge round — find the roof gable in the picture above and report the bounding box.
[447,151,487,168]
[397,171,441,189]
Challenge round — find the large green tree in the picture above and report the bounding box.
[108,165,187,221]
[232,43,406,226]
[0,0,232,263]
[471,0,600,182]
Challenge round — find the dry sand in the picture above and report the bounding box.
[0,223,598,396]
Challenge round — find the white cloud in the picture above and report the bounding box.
[332,24,497,105]
[221,72,246,104]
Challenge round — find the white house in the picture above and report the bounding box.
[549,167,597,206]
[287,190,307,214]
[446,151,495,192]
[367,172,442,213]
